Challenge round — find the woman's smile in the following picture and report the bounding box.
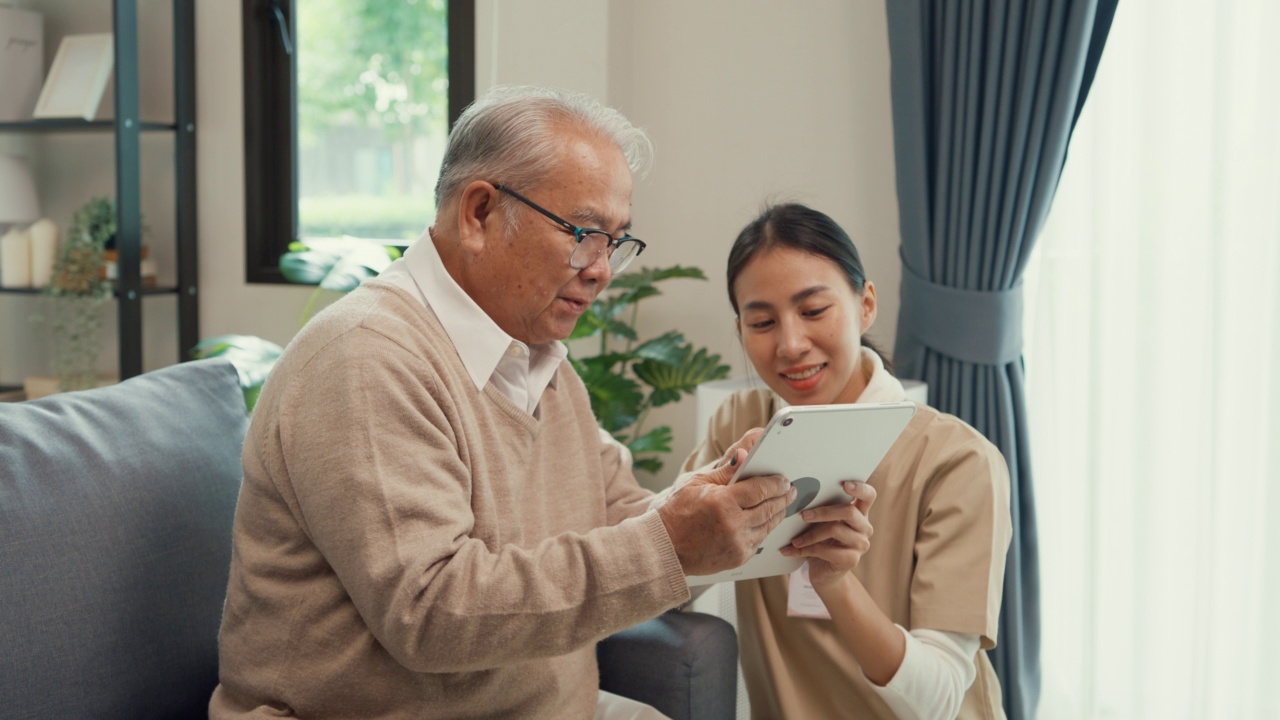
[780,362,827,391]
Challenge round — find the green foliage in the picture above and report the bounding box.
[297,0,449,145]
[191,239,399,410]
[294,1,448,240]
[279,237,401,328]
[189,334,284,410]
[46,197,114,300]
[44,197,117,391]
[569,265,731,474]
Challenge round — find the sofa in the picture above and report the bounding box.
[0,358,737,719]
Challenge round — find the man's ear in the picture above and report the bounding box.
[860,280,878,334]
[456,181,501,256]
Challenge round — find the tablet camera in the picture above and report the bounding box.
[786,477,821,517]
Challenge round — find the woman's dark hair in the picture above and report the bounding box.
[726,203,892,371]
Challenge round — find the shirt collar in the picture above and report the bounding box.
[399,230,567,392]
[853,346,909,403]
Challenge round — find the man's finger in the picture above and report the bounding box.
[714,446,735,469]
[743,492,792,533]
[729,474,790,508]
[716,428,765,469]
[743,503,790,551]
[703,448,746,485]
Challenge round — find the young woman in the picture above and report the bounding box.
[682,204,1012,719]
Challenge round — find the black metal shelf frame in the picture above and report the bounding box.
[0,120,176,133]
[15,0,195,381]
[0,1,197,380]
[0,286,180,297]
[116,0,201,379]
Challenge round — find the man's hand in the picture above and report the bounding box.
[780,480,876,591]
[709,427,764,476]
[656,445,795,576]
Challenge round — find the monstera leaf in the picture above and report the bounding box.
[577,361,645,433]
[568,265,730,475]
[632,331,686,364]
[608,265,707,289]
[628,426,675,474]
[633,346,731,408]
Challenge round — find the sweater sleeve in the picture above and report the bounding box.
[273,331,688,674]
[595,426,659,526]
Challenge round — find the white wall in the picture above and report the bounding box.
[3,0,901,490]
[473,0,901,485]
[614,1,901,485]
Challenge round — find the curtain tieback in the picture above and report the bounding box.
[898,260,1024,366]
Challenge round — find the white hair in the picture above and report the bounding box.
[433,85,653,222]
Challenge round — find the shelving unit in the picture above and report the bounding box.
[0,0,197,381]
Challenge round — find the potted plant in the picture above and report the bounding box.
[42,197,115,392]
[567,266,730,474]
[191,238,400,409]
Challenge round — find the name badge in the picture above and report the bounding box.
[785,562,832,619]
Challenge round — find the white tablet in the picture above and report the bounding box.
[685,401,917,587]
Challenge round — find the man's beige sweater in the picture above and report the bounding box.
[210,282,689,719]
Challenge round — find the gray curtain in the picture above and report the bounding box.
[885,1,1117,718]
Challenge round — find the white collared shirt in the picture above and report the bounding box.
[378,230,567,416]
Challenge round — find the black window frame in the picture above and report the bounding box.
[241,0,475,284]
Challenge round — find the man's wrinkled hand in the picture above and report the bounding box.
[657,446,795,576]
[710,428,764,476]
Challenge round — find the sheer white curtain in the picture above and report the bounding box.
[1024,1,1280,718]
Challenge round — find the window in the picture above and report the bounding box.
[1026,1,1280,717]
[242,0,474,283]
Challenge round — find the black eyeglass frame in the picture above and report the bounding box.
[492,183,646,271]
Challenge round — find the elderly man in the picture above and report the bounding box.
[210,86,793,719]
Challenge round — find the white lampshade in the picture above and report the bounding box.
[0,155,41,224]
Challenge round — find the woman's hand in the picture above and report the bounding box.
[780,480,876,591]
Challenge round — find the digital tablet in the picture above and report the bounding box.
[685,401,917,587]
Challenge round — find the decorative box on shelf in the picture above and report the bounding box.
[0,7,43,122]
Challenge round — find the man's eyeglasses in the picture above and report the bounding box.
[493,184,646,273]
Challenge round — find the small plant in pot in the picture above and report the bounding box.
[43,197,115,392]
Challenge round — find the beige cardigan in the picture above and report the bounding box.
[211,281,688,719]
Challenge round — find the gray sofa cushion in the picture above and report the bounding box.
[598,610,740,720]
[0,359,248,720]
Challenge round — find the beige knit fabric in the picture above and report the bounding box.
[683,388,1010,720]
[211,281,689,719]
